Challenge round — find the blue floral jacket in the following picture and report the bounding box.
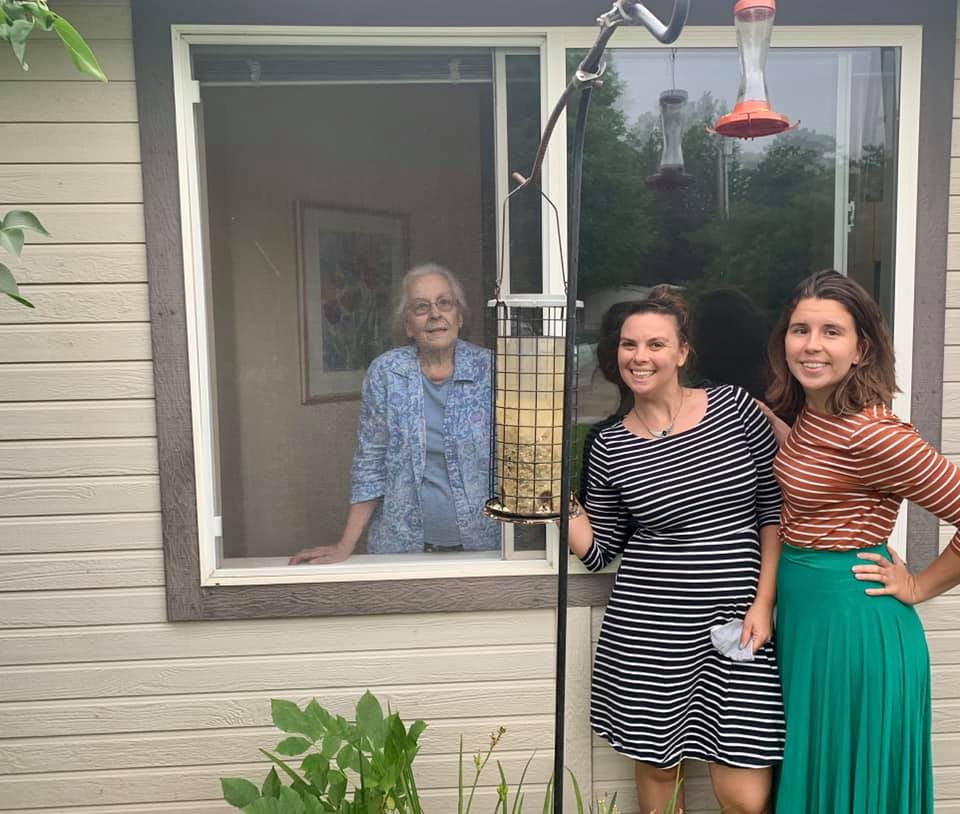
[350,340,500,553]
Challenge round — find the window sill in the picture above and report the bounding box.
[209,550,556,586]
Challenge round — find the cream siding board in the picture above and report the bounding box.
[0,3,560,811]
[938,25,960,810]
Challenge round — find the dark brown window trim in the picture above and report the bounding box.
[133,0,953,621]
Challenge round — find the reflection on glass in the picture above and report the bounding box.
[568,45,900,430]
[506,54,543,294]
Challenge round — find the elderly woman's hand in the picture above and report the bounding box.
[288,540,353,565]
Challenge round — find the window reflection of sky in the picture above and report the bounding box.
[605,48,890,157]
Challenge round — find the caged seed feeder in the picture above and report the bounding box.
[711,0,797,139]
[484,295,581,524]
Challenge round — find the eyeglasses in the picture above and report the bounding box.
[410,297,457,316]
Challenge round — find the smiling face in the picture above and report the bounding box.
[785,297,864,411]
[617,312,689,398]
[404,272,462,354]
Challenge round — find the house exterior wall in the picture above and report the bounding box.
[2,1,960,813]
[0,3,567,811]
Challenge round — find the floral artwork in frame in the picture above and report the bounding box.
[297,203,408,403]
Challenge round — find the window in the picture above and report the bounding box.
[561,33,919,555]
[174,33,568,588]
[156,23,923,615]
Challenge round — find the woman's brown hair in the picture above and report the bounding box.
[597,285,692,388]
[766,269,898,419]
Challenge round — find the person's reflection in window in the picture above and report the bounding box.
[290,264,499,564]
[690,288,769,398]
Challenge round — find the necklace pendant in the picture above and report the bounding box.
[651,428,671,439]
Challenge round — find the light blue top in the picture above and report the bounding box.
[350,339,500,553]
[420,374,462,547]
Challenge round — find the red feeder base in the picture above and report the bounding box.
[712,101,795,139]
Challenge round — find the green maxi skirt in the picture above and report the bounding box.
[775,544,933,814]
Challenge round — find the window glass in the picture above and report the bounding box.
[195,47,541,562]
[571,46,900,423]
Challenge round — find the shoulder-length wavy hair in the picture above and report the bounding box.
[766,269,898,419]
[390,263,469,345]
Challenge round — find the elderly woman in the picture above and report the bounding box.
[290,263,499,563]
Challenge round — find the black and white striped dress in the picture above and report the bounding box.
[581,385,785,768]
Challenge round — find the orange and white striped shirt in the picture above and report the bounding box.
[774,403,960,555]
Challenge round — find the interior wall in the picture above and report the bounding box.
[202,82,490,557]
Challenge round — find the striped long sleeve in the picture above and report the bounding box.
[774,404,960,555]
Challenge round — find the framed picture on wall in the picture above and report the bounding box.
[296,203,409,403]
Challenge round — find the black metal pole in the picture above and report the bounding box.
[553,84,593,814]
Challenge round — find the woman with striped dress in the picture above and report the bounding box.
[766,270,960,813]
[568,287,785,814]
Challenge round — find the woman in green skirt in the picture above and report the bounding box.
[765,270,960,814]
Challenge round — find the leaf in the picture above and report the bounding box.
[327,770,347,808]
[2,210,49,236]
[302,796,324,814]
[0,227,24,257]
[261,750,309,786]
[262,767,282,799]
[0,259,31,304]
[20,4,57,30]
[320,734,341,759]
[50,14,106,81]
[335,744,357,772]
[278,787,306,814]
[243,799,283,814]
[301,754,329,790]
[277,736,313,756]
[355,691,384,739]
[408,720,427,743]
[7,17,33,67]
[567,768,585,814]
[305,699,333,733]
[272,699,310,735]
[221,777,261,809]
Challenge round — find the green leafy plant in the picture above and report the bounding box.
[223,692,694,814]
[0,0,107,306]
[221,691,427,814]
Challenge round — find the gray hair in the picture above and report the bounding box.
[391,263,470,344]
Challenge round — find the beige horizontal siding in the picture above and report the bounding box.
[4,244,147,284]
[0,80,137,121]
[0,38,134,81]
[0,512,161,554]
[0,753,554,810]
[0,362,155,400]
[0,679,555,736]
[0,587,168,629]
[0,438,158,478]
[0,475,161,515]
[0,123,141,163]
[1,716,554,774]
[17,203,145,242]
[0,324,152,362]
[0,284,149,323]
[0,644,554,702]
[0,400,156,440]
[0,550,164,591]
[0,164,143,204]
[943,29,960,809]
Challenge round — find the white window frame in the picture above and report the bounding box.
[171,24,922,585]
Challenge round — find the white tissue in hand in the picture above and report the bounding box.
[710,619,755,662]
